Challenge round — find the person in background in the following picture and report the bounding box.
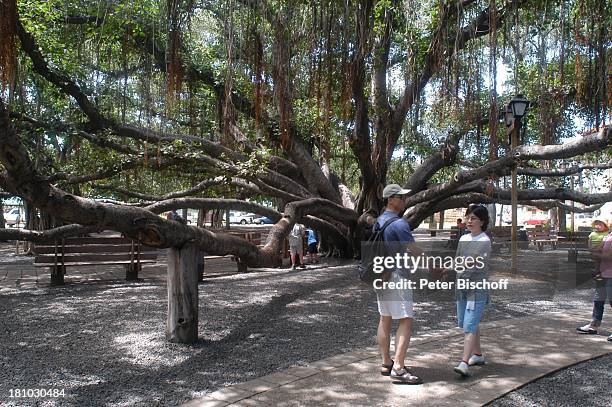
[456,218,467,235]
[588,219,609,281]
[577,219,612,341]
[289,223,306,270]
[166,209,186,224]
[306,228,318,264]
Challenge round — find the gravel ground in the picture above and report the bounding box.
[0,255,599,406]
[491,353,612,407]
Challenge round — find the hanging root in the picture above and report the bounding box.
[0,0,17,90]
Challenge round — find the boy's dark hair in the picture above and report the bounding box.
[465,204,489,231]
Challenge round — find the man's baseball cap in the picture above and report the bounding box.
[382,184,412,199]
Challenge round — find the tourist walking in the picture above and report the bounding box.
[453,204,492,376]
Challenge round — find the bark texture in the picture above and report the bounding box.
[166,243,199,343]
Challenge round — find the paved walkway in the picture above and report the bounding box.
[183,308,611,407]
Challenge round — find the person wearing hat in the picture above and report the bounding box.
[577,219,612,341]
[375,183,424,384]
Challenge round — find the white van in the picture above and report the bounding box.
[229,212,255,224]
[4,207,22,227]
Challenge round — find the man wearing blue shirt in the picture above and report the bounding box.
[376,184,424,384]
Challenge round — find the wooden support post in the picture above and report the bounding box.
[50,265,65,286]
[237,259,248,273]
[126,239,139,280]
[166,243,199,343]
[125,263,141,280]
[197,253,204,282]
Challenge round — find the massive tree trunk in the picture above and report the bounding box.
[166,243,199,343]
[0,200,5,229]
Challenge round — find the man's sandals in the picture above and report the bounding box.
[390,366,423,384]
[380,360,394,376]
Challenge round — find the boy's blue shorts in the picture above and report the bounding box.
[457,299,487,333]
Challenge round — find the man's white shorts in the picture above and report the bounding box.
[289,244,303,256]
[375,272,414,319]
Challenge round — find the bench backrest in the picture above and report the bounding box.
[34,237,157,266]
[527,229,556,239]
[557,230,590,239]
[488,227,512,242]
[449,226,465,239]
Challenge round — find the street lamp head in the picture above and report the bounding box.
[509,94,530,119]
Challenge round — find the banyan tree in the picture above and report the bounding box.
[0,0,610,342]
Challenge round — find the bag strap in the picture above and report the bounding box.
[374,216,400,235]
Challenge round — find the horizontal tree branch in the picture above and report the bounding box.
[518,126,611,160]
[518,162,612,177]
[405,128,611,208]
[93,177,232,202]
[48,157,180,185]
[0,224,100,242]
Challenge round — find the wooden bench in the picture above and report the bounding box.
[557,231,591,262]
[446,226,465,250]
[33,236,158,285]
[527,227,558,251]
[428,228,453,237]
[489,226,512,254]
[199,231,264,280]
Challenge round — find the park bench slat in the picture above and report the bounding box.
[58,237,132,245]
[34,260,157,267]
[34,244,135,254]
[34,252,158,264]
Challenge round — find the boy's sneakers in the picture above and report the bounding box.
[453,361,469,377]
[468,354,486,366]
[608,334,612,342]
[576,324,598,334]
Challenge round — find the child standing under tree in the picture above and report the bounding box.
[307,228,318,264]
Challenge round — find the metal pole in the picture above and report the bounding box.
[570,175,575,232]
[511,118,520,273]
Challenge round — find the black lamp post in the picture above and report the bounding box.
[506,94,530,273]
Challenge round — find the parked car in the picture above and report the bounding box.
[4,207,22,227]
[229,211,255,224]
[253,216,274,224]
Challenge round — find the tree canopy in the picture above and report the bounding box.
[0,0,610,263]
